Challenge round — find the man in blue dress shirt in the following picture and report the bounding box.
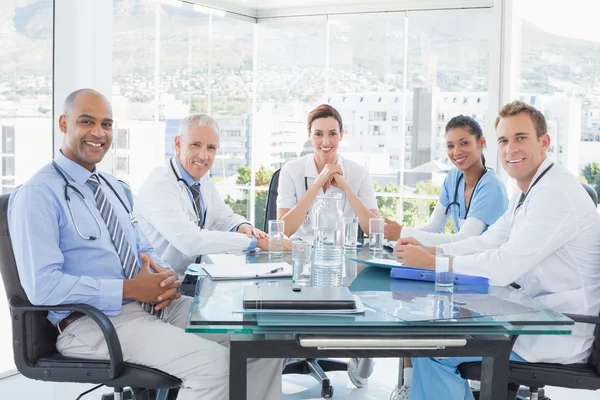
[8,89,283,400]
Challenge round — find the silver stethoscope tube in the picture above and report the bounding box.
[52,161,135,241]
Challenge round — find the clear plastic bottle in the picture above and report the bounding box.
[311,194,344,287]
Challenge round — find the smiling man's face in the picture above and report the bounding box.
[174,123,219,181]
[496,112,550,191]
[60,90,113,172]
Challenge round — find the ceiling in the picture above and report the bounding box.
[187,0,493,19]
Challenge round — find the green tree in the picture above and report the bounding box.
[582,162,600,197]
[224,165,275,230]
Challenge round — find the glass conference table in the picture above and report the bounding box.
[186,245,573,400]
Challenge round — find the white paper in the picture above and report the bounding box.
[200,262,293,280]
[358,258,404,268]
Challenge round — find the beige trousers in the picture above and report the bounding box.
[56,297,283,400]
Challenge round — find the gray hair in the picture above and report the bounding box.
[178,114,221,141]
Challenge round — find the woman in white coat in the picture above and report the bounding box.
[277,104,380,241]
[277,104,380,388]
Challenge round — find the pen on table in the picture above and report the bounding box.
[255,267,284,278]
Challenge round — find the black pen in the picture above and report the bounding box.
[255,267,284,277]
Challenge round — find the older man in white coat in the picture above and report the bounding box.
[393,100,600,400]
[135,115,288,290]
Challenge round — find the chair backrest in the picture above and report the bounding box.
[0,194,58,368]
[590,316,600,374]
[118,179,134,208]
[263,169,281,232]
[582,183,598,207]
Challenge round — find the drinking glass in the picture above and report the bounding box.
[343,217,359,251]
[292,241,311,287]
[268,220,284,258]
[435,246,454,292]
[369,218,384,252]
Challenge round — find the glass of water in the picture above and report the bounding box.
[292,241,312,287]
[369,217,384,252]
[268,220,285,259]
[435,246,454,292]
[343,217,359,251]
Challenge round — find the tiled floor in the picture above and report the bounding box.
[0,358,597,400]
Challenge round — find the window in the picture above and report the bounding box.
[114,128,130,150]
[371,125,383,136]
[2,158,15,177]
[0,0,53,375]
[516,0,600,181]
[115,155,129,175]
[2,127,15,154]
[2,180,15,194]
[368,111,387,121]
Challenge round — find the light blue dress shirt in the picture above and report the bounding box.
[173,159,257,251]
[8,152,167,326]
[439,167,509,232]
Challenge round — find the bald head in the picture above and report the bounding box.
[59,88,114,172]
[63,88,111,115]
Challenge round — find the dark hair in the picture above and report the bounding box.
[495,100,547,138]
[307,104,343,133]
[445,115,486,167]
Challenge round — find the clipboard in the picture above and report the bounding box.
[390,268,489,286]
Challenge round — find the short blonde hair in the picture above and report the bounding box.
[495,100,547,138]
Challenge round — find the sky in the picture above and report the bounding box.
[519,0,600,43]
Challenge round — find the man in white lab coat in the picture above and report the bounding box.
[393,100,600,400]
[135,115,272,287]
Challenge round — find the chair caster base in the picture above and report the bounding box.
[321,385,334,398]
[100,389,133,400]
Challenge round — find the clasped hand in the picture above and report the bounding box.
[393,237,436,270]
[314,164,345,191]
[132,254,182,310]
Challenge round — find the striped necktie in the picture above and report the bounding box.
[189,183,204,228]
[87,174,163,318]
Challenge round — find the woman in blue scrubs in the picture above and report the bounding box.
[385,115,509,246]
[386,115,509,400]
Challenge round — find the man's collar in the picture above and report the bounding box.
[173,157,201,186]
[54,151,97,187]
[525,156,553,193]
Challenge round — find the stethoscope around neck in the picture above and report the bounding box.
[445,168,488,220]
[169,158,207,227]
[52,161,135,241]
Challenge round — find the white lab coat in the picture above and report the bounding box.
[277,154,378,240]
[441,157,600,364]
[135,158,251,277]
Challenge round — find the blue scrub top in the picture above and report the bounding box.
[439,168,509,233]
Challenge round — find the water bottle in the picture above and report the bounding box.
[311,194,344,287]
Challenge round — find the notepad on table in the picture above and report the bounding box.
[201,262,292,280]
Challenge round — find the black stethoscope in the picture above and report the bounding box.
[52,161,136,241]
[445,169,488,220]
[514,162,554,214]
[508,162,554,235]
[169,158,207,227]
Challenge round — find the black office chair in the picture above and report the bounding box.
[458,183,600,400]
[263,169,282,232]
[0,193,181,400]
[264,169,348,397]
[582,182,598,207]
[458,312,600,400]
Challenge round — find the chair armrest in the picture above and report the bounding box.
[564,313,600,326]
[9,298,124,379]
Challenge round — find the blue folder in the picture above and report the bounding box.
[390,267,488,286]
